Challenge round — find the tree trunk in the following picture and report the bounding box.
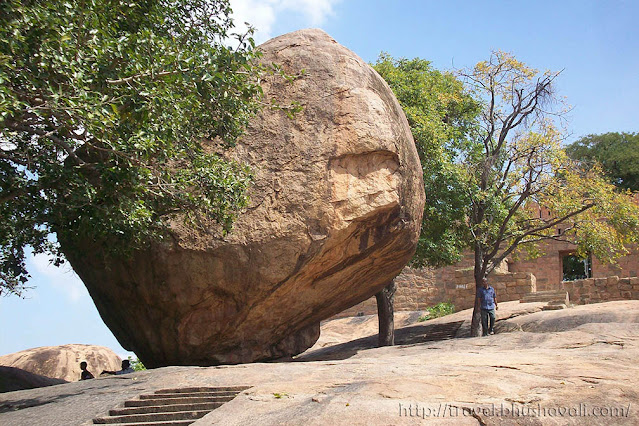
[470,246,484,337]
[375,280,396,347]
[470,280,482,337]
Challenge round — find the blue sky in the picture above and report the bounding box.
[1,0,638,359]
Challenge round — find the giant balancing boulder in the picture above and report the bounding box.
[61,29,425,367]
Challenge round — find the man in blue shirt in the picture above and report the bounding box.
[477,277,498,336]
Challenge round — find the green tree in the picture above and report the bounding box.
[128,356,146,371]
[458,51,639,336]
[373,54,480,267]
[377,51,639,339]
[0,0,265,296]
[372,54,479,345]
[565,132,639,191]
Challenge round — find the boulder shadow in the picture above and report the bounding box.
[295,320,465,362]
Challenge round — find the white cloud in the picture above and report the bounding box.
[30,252,86,303]
[229,0,341,43]
[280,0,338,25]
[229,0,277,44]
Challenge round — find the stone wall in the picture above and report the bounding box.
[335,267,536,318]
[442,269,536,311]
[562,276,639,305]
[508,241,639,291]
[334,267,437,318]
[335,238,639,318]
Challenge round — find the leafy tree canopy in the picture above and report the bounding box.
[372,54,480,267]
[565,132,639,192]
[458,51,639,335]
[376,50,639,337]
[0,0,266,296]
[458,52,639,277]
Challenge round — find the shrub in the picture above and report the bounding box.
[128,356,146,371]
[418,302,455,322]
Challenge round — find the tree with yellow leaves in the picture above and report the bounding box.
[459,51,639,336]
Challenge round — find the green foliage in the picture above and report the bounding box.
[127,356,146,371]
[458,51,639,280]
[455,51,639,335]
[565,132,639,191]
[375,50,639,337]
[374,51,639,285]
[418,302,455,322]
[0,0,264,295]
[372,54,480,267]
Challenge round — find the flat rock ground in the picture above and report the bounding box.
[1,301,638,425]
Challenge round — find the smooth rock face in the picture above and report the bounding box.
[60,29,425,367]
[0,344,122,382]
[0,366,67,393]
[2,301,638,426]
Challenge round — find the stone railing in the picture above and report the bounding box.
[562,276,639,305]
[436,268,536,311]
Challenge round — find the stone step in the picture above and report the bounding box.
[139,392,237,400]
[94,410,210,424]
[110,402,222,416]
[154,386,250,394]
[521,297,563,302]
[520,295,566,303]
[521,293,567,299]
[520,291,569,304]
[525,290,567,295]
[542,304,567,310]
[93,386,250,425]
[95,422,195,426]
[126,396,233,407]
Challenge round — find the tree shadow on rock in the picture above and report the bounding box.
[295,320,465,362]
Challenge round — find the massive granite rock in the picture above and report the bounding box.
[0,344,122,382]
[60,29,425,367]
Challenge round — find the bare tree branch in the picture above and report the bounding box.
[489,203,595,270]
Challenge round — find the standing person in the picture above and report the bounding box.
[79,361,94,380]
[477,277,498,336]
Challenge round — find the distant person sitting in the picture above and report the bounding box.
[102,359,135,376]
[79,361,94,380]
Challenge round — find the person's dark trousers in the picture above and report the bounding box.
[480,308,496,336]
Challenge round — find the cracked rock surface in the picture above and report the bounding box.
[2,301,638,425]
[58,29,424,367]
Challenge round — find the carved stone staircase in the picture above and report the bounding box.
[520,290,570,310]
[93,386,250,425]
